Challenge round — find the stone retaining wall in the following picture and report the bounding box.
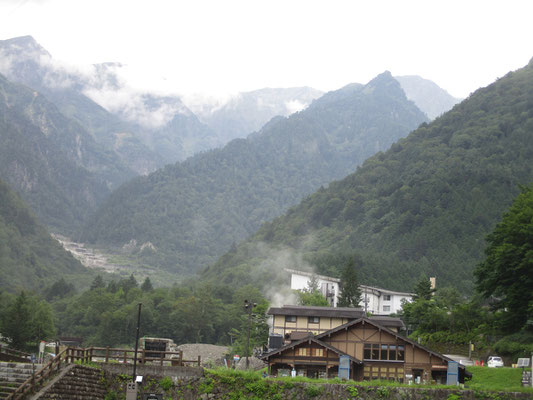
[99,363,204,378]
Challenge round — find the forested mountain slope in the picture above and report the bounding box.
[0,179,89,291]
[81,72,428,274]
[0,74,136,232]
[205,58,533,293]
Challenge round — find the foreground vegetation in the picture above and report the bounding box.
[101,367,533,399]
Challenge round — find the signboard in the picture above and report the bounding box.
[233,354,240,362]
[446,361,459,386]
[517,358,530,368]
[338,355,350,380]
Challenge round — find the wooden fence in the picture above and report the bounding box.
[6,346,201,399]
[0,345,31,362]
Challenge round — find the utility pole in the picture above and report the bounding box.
[244,300,256,369]
[133,303,142,378]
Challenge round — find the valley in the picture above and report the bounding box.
[0,20,531,390]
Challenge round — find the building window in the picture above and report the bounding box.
[312,348,324,357]
[383,305,391,312]
[364,343,379,360]
[363,366,404,382]
[380,344,388,360]
[383,295,391,301]
[308,316,320,324]
[286,315,297,323]
[397,345,405,361]
[297,347,308,356]
[364,343,405,361]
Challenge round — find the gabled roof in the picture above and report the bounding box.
[260,335,362,365]
[315,317,462,369]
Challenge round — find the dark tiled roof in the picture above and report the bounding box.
[369,316,405,328]
[268,305,365,319]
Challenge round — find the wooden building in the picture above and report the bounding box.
[262,317,465,384]
[268,305,404,344]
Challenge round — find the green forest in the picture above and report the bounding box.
[0,179,93,291]
[79,72,427,275]
[205,57,533,294]
[1,181,531,359]
[0,73,134,233]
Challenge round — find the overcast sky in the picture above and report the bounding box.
[0,0,532,99]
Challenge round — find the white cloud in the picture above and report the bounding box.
[285,99,307,114]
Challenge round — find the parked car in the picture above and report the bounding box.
[487,356,504,368]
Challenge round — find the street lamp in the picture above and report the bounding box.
[243,300,256,369]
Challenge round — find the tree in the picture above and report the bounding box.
[413,275,433,301]
[90,275,105,290]
[296,290,329,306]
[295,274,329,306]
[44,278,75,301]
[338,257,362,307]
[474,184,533,332]
[141,277,154,292]
[0,291,55,350]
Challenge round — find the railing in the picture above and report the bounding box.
[79,346,202,367]
[6,346,202,400]
[7,347,70,400]
[0,345,31,362]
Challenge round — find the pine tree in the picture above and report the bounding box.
[338,257,362,307]
[141,277,154,292]
[413,275,433,301]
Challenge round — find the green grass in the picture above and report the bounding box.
[205,367,533,394]
[466,366,533,393]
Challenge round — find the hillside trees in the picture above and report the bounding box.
[204,57,533,294]
[0,291,55,351]
[474,184,533,333]
[338,257,362,307]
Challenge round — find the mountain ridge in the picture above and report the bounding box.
[80,71,428,274]
[203,59,533,293]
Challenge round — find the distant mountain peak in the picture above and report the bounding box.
[0,35,51,58]
[363,70,405,97]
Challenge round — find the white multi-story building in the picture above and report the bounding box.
[288,268,341,307]
[286,269,414,315]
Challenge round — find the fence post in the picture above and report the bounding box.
[105,347,109,363]
[198,355,201,367]
[141,349,145,365]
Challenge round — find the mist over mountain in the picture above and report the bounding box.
[205,58,533,293]
[80,72,428,274]
[191,87,324,143]
[0,36,222,170]
[0,73,136,232]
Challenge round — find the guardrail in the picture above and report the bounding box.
[6,346,201,399]
[0,345,31,362]
[7,347,70,400]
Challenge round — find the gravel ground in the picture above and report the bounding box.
[177,343,230,368]
[176,343,266,370]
